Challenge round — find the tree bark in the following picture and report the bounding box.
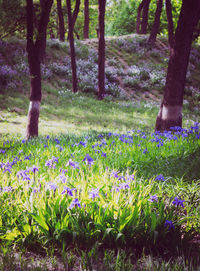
[57,0,65,41]
[37,0,52,61]
[148,0,163,45]
[136,0,146,34]
[98,0,106,100]
[67,0,80,40]
[26,0,53,139]
[84,0,89,39]
[141,0,151,34]
[66,0,78,93]
[165,0,174,50]
[155,0,200,131]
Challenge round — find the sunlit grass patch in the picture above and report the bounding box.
[0,124,200,260]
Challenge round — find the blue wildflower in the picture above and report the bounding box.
[148,195,158,203]
[69,198,81,209]
[89,188,99,200]
[164,220,174,230]
[61,186,74,196]
[172,197,185,208]
[83,154,94,166]
[155,174,165,181]
[47,182,58,192]
[66,159,79,169]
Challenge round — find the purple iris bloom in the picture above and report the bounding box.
[30,165,39,173]
[3,186,13,192]
[47,182,58,192]
[155,174,165,182]
[164,220,174,230]
[61,186,74,196]
[101,152,107,157]
[57,174,67,183]
[119,182,130,190]
[66,159,79,169]
[83,154,94,166]
[89,188,99,200]
[172,197,185,208]
[111,170,120,178]
[148,195,158,203]
[69,198,81,209]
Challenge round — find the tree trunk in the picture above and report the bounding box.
[148,0,163,45]
[26,0,53,139]
[66,0,78,93]
[84,0,89,39]
[98,0,106,100]
[136,0,146,34]
[165,0,174,50]
[155,0,200,131]
[141,0,151,34]
[57,0,65,41]
[67,0,80,40]
[37,0,52,61]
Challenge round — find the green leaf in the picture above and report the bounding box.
[31,213,49,232]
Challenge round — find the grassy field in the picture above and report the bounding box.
[0,35,200,270]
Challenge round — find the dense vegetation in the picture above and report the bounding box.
[0,35,200,269]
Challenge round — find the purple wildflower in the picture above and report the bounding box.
[83,154,94,166]
[69,198,81,209]
[89,188,99,200]
[54,138,60,144]
[61,186,74,196]
[3,186,13,193]
[155,174,165,182]
[101,152,107,157]
[45,157,58,168]
[119,182,130,190]
[164,220,174,230]
[66,159,79,169]
[47,182,58,192]
[30,165,39,173]
[57,174,67,183]
[172,197,185,208]
[111,170,120,178]
[33,187,40,193]
[148,195,158,203]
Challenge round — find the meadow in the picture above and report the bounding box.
[0,35,200,270]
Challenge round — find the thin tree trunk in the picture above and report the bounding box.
[148,0,163,45]
[98,0,106,100]
[57,0,65,41]
[136,0,146,34]
[141,0,151,34]
[26,0,53,139]
[66,0,78,93]
[165,0,174,50]
[155,0,200,131]
[67,0,80,40]
[84,0,89,39]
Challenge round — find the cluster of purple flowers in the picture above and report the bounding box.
[66,159,79,169]
[89,188,99,200]
[45,157,58,169]
[83,154,94,166]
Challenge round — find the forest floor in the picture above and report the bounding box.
[0,34,200,139]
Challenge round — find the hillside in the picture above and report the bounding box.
[0,34,200,137]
